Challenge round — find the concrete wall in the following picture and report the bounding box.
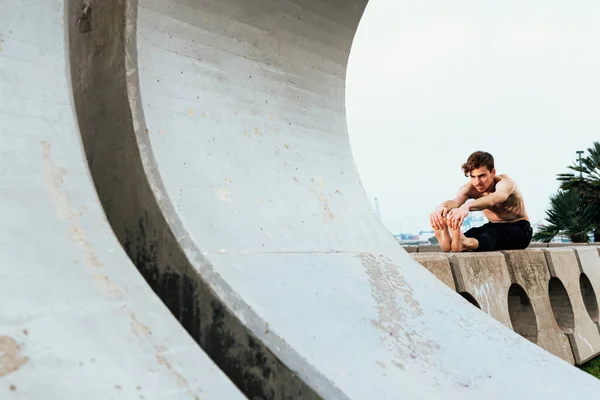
[0,1,246,398]
[406,242,598,253]
[413,246,600,365]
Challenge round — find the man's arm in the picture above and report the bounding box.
[464,179,514,211]
[436,184,471,211]
[446,179,514,229]
[430,184,471,230]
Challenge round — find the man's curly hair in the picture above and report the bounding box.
[462,151,494,176]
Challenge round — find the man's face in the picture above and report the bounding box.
[469,167,495,192]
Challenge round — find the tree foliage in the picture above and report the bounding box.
[533,189,598,243]
[557,141,600,205]
[534,141,600,243]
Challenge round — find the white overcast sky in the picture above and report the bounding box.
[346,0,600,234]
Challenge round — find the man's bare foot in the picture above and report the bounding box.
[451,229,478,252]
[451,228,464,252]
[434,225,451,252]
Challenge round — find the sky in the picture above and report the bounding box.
[345,0,600,235]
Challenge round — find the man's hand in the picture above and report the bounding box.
[447,204,469,230]
[429,205,449,230]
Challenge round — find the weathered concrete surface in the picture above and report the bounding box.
[528,243,552,248]
[413,254,456,290]
[405,242,597,252]
[449,254,513,329]
[49,0,600,399]
[417,245,443,253]
[574,248,600,332]
[548,242,591,248]
[503,250,574,364]
[544,248,600,364]
[411,247,600,366]
[0,1,246,399]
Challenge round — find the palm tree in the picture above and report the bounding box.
[557,141,600,202]
[533,189,598,243]
[556,141,600,241]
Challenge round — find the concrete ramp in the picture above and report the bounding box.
[0,1,245,398]
[66,0,600,399]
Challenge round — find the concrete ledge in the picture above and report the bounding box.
[405,242,599,253]
[416,245,442,253]
[503,250,574,364]
[448,253,513,329]
[575,247,600,334]
[544,248,600,364]
[411,246,600,366]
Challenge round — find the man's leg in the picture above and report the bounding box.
[493,221,533,250]
[450,228,479,252]
[450,224,498,252]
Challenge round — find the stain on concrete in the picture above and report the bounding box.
[392,361,404,370]
[76,1,92,33]
[310,190,334,221]
[217,187,232,202]
[0,336,29,377]
[155,345,201,400]
[42,141,122,296]
[93,273,123,296]
[129,311,152,338]
[361,253,440,363]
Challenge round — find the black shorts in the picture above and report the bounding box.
[464,220,533,252]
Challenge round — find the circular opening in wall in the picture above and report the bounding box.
[580,273,599,323]
[507,284,538,344]
[459,292,480,309]
[549,277,575,334]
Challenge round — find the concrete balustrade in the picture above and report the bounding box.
[544,248,600,364]
[411,246,600,366]
[503,250,574,364]
[405,242,599,253]
[449,253,513,329]
[574,247,600,333]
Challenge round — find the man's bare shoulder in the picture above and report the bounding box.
[496,174,517,185]
[496,173,513,181]
[495,174,519,195]
[459,182,479,198]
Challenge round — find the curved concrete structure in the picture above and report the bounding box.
[0,1,244,398]
[67,0,600,398]
[4,0,600,399]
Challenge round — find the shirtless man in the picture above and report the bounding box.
[429,151,533,252]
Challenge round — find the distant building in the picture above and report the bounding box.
[463,211,487,232]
